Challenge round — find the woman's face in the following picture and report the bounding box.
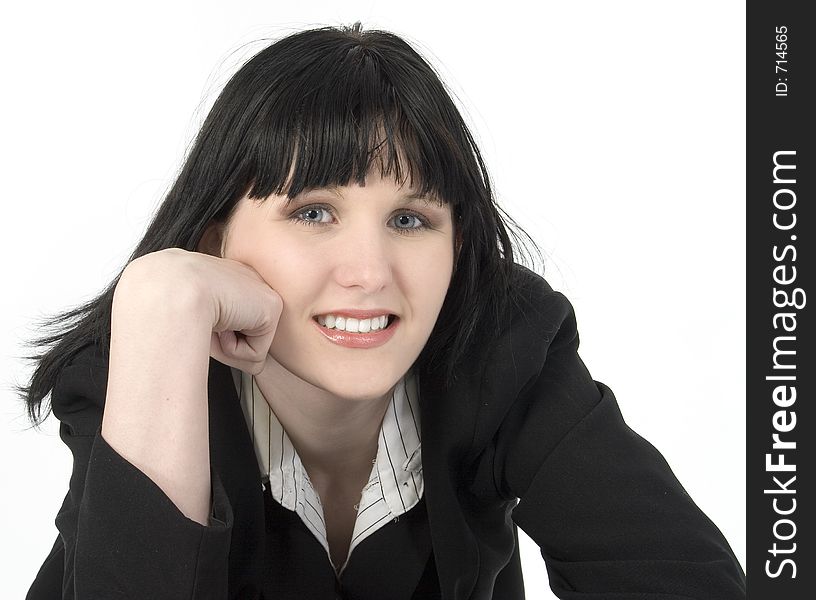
[218,170,456,402]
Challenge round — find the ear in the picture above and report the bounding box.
[197,220,226,257]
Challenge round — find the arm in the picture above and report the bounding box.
[102,269,214,525]
[497,291,746,599]
[30,342,234,600]
[28,249,281,600]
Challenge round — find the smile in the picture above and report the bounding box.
[315,314,393,333]
[312,315,400,349]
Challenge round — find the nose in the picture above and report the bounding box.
[332,224,394,294]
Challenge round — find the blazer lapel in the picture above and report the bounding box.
[206,357,267,594]
[418,360,483,600]
[339,497,433,600]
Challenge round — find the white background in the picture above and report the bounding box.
[1,1,745,597]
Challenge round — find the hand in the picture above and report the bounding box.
[123,248,283,374]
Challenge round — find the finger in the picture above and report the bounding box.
[210,331,265,372]
[218,330,260,362]
[239,328,276,358]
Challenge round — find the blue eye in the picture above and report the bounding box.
[297,206,331,225]
[393,213,424,231]
[291,204,431,235]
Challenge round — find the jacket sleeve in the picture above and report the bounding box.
[28,344,234,600]
[497,291,746,599]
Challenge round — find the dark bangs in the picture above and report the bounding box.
[227,27,476,213]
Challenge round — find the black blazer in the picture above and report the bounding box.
[26,264,746,599]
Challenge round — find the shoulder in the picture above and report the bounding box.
[57,341,110,389]
[426,264,582,455]
[49,340,110,434]
[491,263,578,364]
[435,262,578,397]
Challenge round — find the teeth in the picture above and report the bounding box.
[316,314,390,332]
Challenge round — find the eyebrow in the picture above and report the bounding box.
[293,186,445,208]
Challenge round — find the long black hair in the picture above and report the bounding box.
[16,22,544,428]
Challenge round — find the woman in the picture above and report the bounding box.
[21,22,745,599]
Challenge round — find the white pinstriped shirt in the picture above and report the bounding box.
[229,367,424,577]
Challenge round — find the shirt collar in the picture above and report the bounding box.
[230,367,423,518]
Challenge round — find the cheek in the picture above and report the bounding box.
[232,236,306,288]
[252,242,330,326]
[408,249,454,317]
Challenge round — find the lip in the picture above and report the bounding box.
[313,308,397,319]
[312,316,400,349]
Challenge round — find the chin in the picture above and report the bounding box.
[318,371,403,402]
[271,340,418,401]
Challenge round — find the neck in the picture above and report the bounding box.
[251,356,397,481]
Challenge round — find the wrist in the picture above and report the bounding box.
[115,259,213,330]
